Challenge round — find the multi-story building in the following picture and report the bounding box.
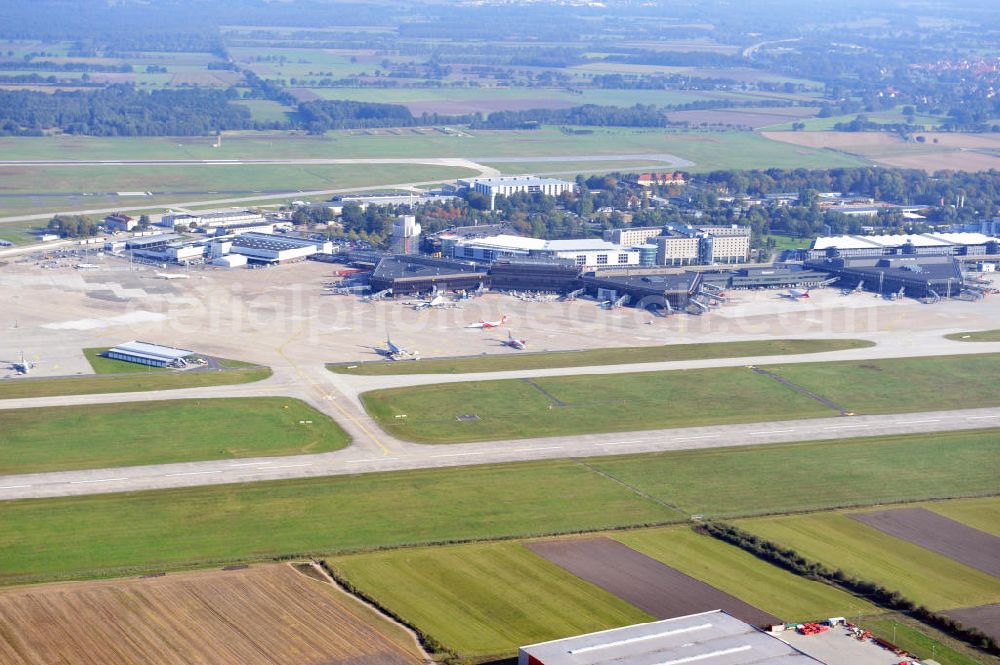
[448,234,639,269]
[463,176,575,209]
[604,224,750,265]
[104,213,137,233]
[391,215,422,255]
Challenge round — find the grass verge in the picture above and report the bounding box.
[0,397,349,474]
[330,338,873,376]
[946,330,1000,342]
[0,430,995,585]
[362,353,1000,443]
[860,614,989,665]
[0,366,272,399]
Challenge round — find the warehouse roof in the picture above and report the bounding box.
[372,256,484,280]
[472,176,573,187]
[106,341,194,363]
[520,611,821,665]
[811,232,997,251]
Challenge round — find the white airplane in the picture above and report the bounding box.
[374,335,418,361]
[75,263,100,270]
[501,331,527,350]
[156,272,189,280]
[3,351,38,375]
[781,288,812,301]
[466,315,508,329]
[411,293,449,310]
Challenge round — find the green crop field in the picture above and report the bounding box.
[330,338,872,376]
[738,512,1000,610]
[0,366,271,399]
[587,429,1000,517]
[0,397,348,474]
[0,429,994,585]
[946,330,1000,342]
[362,353,1000,443]
[927,496,1000,536]
[362,366,832,443]
[330,542,652,660]
[615,527,877,620]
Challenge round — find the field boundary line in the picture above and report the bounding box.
[573,459,688,517]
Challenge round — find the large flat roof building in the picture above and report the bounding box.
[519,611,822,665]
[466,176,575,209]
[808,232,999,259]
[605,224,750,266]
[105,341,196,368]
[450,234,639,269]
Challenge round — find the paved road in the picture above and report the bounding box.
[2,403,997,500]
[2,335,1000,501]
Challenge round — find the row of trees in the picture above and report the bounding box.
[696,522,999,655]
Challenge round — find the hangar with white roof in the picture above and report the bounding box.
[104,341,197,368]
[807,232,999,259]
[447,234,641,268]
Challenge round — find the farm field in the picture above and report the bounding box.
[329,338,872,376]
[361,354,1000,443]
[1,430,996,584]
[738,510,1000,610]
[947,329,1000,342]
[928,496,1000,536]
[760,130,1000,172]
[330,542,652,661]
[944,605,1000,645]
[0,365,271,399]
[361,365,833,443]
[0,564,424,665]
[850,507,1000,578]
[614,527,877,621]
[0,397,348,474]
[525,537,780,626]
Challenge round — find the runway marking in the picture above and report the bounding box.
[749,429,796,435]
[70,477,128,484]
[512,446,564,452]
[164,470,222,477]
[968,415,1000,420]
[908,419,942,424]
[596,440,644,446]
[263,463,312,469]
[227,462,274,467]
[346,457,398,464]
[823,424,867,430]
[673,435,720,441]
[430,451,485,458]
[0,484,31,489]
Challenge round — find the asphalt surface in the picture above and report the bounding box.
[2,338,1000,501]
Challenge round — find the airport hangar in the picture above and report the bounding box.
[104,341,196,368]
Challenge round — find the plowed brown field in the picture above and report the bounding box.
[0,564,424,665]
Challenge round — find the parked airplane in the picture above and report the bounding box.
[501,331,527,350]
[374,335,418,361]
[3,351,37,375]
[156,272,189,280]
[466,315,508,329]
[411,294,449,310]
[781,288,812,300]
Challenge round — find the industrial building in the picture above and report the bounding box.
[104,213,137,232]
[449,234,640,268]
[463,176,575,209]
[160,209,265,230]
[104,341,197,368]
[807,232,999,259]
[805,255,966,299]
[518,611,821,665]
[604,224,751,266]
[229,233,329,264]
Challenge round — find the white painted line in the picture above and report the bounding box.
[512,446,564,452]
[228,462,274,467]
[0,484,31,489]
[749,429,796,435]
[164,470,222,477]
[346,457,398,464]
[70,477,129,484]
[823,424,867,430]
[673,435,720,441]
[908,419,942,424]
[968,415,1000,420]
[263,463,312,469]
[430,452,485,458]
